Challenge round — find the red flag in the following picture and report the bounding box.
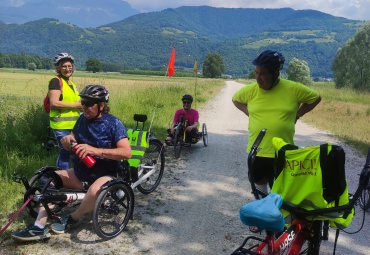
[167,46,176,77]
[193,58,198,73]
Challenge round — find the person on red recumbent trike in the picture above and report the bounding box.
[166,94,199,145]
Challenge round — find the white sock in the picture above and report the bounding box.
[34,222,45,229]
[255,183,268,194]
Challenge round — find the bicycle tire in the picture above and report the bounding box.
[93,182,134,240]
[137,139,165,194]
[202,123,208,147]
[359,186,370,211]
[173,123,183,158]
[25,171,62,219]
[306,221,322,255]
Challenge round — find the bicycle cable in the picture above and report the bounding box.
[339,192,367,235]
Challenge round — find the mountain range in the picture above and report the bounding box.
[0,6,367,77]
[0,0,139,28]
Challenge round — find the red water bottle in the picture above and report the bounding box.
[71,142,96,168]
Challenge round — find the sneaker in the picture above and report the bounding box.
[50,215,78,234]
[11,224,51,242]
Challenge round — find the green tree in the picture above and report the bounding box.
[86,58,102,73]
[247,70,256,79]
[332,23,370,91]
[287,58,313,85]
[28,62,37,71]
[202,53,225,78]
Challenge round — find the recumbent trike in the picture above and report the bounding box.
[167,113,208,158]
[12,114,165,240]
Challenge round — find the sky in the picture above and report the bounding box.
[125,0,370,21]
[3,0,370,21]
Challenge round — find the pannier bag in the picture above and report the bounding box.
[270,137,354,229]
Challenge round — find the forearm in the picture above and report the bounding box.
[297,96,321,117]
[232,100,249,116]
[95,147,132,160]
[189,122,198,129]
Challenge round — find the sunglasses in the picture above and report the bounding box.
[81,101,97,107]
[183,101,191,105]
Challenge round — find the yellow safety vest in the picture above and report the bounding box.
[49,77,80,130]
[127,129,149,167]
[271,137,354,229]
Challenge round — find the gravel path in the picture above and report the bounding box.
[2,80,369,255]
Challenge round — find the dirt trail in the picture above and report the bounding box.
[1,81,368,255]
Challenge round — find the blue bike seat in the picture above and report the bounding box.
[240,193,285,232]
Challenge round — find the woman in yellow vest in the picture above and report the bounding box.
[49,53,82,169]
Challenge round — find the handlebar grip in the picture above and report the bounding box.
[250,129,267,151]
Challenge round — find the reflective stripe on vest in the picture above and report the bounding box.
[50,116,80,122]
[50,77,80,130]
[127,129,149,167]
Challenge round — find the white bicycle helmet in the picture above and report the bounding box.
[53,53,74,65]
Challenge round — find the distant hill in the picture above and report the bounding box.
[0,6,366,77]
[0,0,139,28]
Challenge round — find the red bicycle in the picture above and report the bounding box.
[231,129,370,255]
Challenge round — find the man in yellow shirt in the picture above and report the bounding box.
[232,50,321,197]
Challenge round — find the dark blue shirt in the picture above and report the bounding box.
[72,113,128,184]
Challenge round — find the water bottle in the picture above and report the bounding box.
[71,142,96,168]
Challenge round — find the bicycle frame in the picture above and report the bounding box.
[131,163,158,189]
[233,128,370,255]
[236,218,314,255]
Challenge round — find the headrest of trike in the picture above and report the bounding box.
[134,114,147,123]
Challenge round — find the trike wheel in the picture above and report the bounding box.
[25,171,61,219]
[202,123,208,147]
[359,186,370,211]
[93,183,134,240]
[137,139,165,194]
[173,124,183,158]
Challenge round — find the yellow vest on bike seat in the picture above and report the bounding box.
[271,137,354,229]
[127,129,149,167]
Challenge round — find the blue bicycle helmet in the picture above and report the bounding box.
[252,50,285,71]
[182,94,193,102]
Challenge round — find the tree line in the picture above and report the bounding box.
[1,22,370,91]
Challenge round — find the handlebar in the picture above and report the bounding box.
[248,129,267,199]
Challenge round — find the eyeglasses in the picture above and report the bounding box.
[183,101,191,105]
[81,101,97,107]
[61,65,73,69]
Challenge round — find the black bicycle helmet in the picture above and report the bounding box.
[79,85,109,102]
[53,52,74,65]
[252,50,285,71]
[182,94,193,102]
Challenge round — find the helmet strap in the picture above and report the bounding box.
[92,102,103,120]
